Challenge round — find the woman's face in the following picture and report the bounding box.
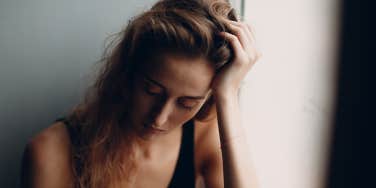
[127,54,215,140]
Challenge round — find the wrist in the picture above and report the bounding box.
[212,89,238,102]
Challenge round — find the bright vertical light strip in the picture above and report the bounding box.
[228,0,243,20]
[238,0,340,188]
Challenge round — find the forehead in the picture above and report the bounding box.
[140,55,215,96]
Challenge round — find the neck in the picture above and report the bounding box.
[134,126,182,159]
[121,115,183,159]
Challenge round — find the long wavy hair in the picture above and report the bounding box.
[66,0,238,187]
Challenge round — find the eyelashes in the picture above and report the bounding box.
[144,87,162,96]
[142,79,199,111]
[178,98,199,110]
[182,105,195,111]
[142,89,197,111]
[143,80,163,95]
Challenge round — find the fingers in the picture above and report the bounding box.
[223,20,255,51]
[219,31,244,60]
[219,20,262,68]
[228,20,255,44]
[224,21,250,51]
[244,21,257,43]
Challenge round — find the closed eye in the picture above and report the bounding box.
[178,100,199,110]
[144,87,163,96]
[181,105,195,111]
[143,79,164,95]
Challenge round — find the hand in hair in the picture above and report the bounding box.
[211,20,262,98]
[208,19,261,188]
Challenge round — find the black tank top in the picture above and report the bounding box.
[54,117,195,188]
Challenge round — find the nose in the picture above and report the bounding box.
[148,100,173,130]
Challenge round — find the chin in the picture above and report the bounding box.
[138,131,159,141]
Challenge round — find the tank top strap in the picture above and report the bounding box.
[54,117,80,146]
[53,117,84,181]
[168,119,195,188]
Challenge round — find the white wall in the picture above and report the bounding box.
[239,0,340,188]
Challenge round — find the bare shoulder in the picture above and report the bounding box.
[194,117,221,167]
[194,118,221,151]
[26,121,72,162]
[21,121,74,188]
[194,118,224,188]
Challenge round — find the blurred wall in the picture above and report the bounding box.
[240,0,340,188]
[0,0,156,187]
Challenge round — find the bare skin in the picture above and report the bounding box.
[21,117,221,188]
[21,20,261,188]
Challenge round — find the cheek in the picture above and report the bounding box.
[127,88,152,126]
[131,88,154,115]
[169,106,202,127]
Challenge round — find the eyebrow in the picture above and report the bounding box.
[143,74,207,100]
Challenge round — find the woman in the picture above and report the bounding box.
[20,0,261,187]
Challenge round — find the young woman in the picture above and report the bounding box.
[20,0,261,187]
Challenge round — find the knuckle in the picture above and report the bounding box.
[235,29,245,37]
[227,34,237,41]
[232,27,242,35]
[239,22,248,29]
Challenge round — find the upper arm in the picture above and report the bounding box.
[20,122,74,188]
[195,118,224,188]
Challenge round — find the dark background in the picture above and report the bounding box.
[326,0,373,187]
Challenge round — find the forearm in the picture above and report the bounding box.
[214,92,258,188]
